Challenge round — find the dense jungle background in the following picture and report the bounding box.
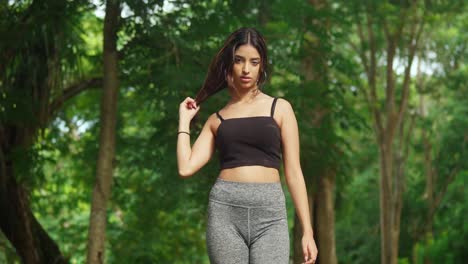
[0,0,466,263]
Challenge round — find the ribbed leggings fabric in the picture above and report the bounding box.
[206,178,290,264]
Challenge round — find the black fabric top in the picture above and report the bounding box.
[215,97,282,170]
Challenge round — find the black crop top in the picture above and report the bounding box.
[215,97,282,170]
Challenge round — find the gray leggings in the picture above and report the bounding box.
[206,178,290,264]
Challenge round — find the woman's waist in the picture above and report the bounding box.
[209,177,285,208]
[218,166,280,183]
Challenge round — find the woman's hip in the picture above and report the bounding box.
[208,177,286,208]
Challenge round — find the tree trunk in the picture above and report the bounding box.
[294,190,315,264]
[0,133,68,263]
[1,1,104,261]
[0,2,71,261]
[293,1,337,263]
[378,142,394,264]
[354,3,424,263]
[307,0,338,263]
[0,81,101,263]
[86,0,120,263]
[293,174,337,264]
[315,171,337,264]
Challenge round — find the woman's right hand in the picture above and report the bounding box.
[179,97,200,123]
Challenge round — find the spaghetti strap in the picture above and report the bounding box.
[270,97,279,117]
[216,111,224,122]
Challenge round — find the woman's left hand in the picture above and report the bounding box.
[301,232,318,264]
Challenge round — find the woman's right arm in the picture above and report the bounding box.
[177,97,216,178]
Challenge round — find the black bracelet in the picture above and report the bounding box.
[177,131,190,136]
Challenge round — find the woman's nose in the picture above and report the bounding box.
[242,63,250,73]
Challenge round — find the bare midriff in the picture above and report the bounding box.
[218,166,281,183]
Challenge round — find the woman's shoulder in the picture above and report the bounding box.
[263,93,292,110]
[213,92,291,115]
[257,92,286,105]
[206,112,220,124]
[273,97,295,125]
[275,97,292,108]
[203,112,221,136]
[262,93,290,103]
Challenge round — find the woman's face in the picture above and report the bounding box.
[229,44,261,90]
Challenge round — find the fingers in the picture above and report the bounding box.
[302,243,316,264]
[303,243,310,263]
[303,256,314,263]
[304,256,313,264]
[308,245,316,264]
[182,97,198,110]
[187,101,197,110]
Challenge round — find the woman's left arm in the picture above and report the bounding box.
[278,98,317,264]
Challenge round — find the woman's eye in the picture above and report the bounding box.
[252,61,259,66]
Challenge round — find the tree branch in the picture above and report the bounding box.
[351,16,374,115]
[384,6,408,139]
[430,164,462,219]
[395,8,426,133]
[355,16,370,77]
[48,77,102,116]
[365,9,384,140]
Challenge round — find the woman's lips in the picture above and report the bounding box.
[240,76,251,83]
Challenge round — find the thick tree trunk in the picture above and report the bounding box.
[293,0,338,263]
[0,81,101,263]
[1,1,104,261]
[293,174,337,264]
[294,190,315,264]
[86,0,120,263]
[316,171,337,264]
[0,2,70,260]
[0,126,67,264]
[0,162,68,264]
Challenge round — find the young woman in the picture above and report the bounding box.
[177,27,318,264]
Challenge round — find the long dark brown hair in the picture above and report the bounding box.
[194,27,269,106]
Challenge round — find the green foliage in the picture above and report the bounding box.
[1,0,466,263]
[414,174,467,264]
[336,166,381,263]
